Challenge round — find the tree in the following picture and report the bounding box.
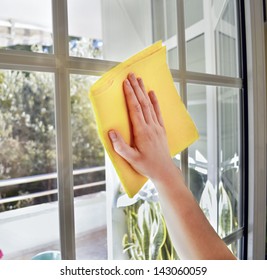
[0,64,104,211]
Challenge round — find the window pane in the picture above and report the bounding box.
[228,237,243,259]
[184,0,240,77]
[186,35,205,72]
[70,74,107,260]
[0,0,53,53]
[187,84,243,238]
[0,70,59,259]
[168,47,179,69]
[217,33,237,77]
[166,0,177,38]
[68,0,178,69]
[184,0,204,28]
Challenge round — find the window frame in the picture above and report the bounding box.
[244,0,266,260]
[177,0,245,259]
[0,0,265,259]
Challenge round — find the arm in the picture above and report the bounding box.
[108,73,236,260]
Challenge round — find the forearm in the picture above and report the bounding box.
[153,162,236,260]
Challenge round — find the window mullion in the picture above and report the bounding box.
[67,56,117,76]
[222,228,244,245]
[0,50,56,72]
[244,0,266,260]
[176,0,189,183]
[171,69,243,88]
[52,0,76,260]
[176,0,186,74]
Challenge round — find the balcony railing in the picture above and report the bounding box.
[0,166,106,206]
[0,166,107,259]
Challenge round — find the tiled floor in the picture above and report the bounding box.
[12,227,107,260]
[76,227,107,260]
[2,192,107,260]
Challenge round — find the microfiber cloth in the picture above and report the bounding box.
[89,41,198,198]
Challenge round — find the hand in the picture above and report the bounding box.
[108,73,175,182]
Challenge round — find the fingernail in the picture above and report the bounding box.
[124,79,130,85]
[108,130,117,141]
[129,72,134,79]
[149,90,155,98]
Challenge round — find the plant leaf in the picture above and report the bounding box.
[151,215,166,259]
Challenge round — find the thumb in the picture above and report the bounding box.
[108,130,136,162]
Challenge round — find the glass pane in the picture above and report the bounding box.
[228,237,243,259]
[186,35,205,72]
[168,47,179,69]
[184,0,240,77]
[70,74,107,260]
[217,33,237,77]
[0,0,53,53]
[187,84,242,238]
[68,0,178,69]
[0,70,58,259]
[184,0,204,28]
[166,0,177,38]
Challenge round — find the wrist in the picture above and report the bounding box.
[149,159,184,187]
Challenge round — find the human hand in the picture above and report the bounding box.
[108,73,176,182]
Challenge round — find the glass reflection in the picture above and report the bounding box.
[0,70,59,259]
[185,0,240,77]
[68,0,178,68]
[0,0,53,53]
[187,84,242,238]
[70,74,107,260]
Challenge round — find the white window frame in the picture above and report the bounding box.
[244,0,266,260]
[0,0,265,259]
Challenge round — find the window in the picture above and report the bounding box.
[0,0,53,53]
[187,85,243,257]
[0,0,266,260]
[0,70,60,258]
[70,74,106,259]
[183,0,244,259]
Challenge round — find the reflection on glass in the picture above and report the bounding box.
[228,237,243,259]
[187,84,242,238]
[68,0,178,68]
[185,0,240,77]
[166,0,177,38]
[184,0,204,28]
[70,74,107,260]
[168,47,179,69]
[0,0,53,53]
[217,33,237,77]
[186,35,205,73]
[0,70,59,259]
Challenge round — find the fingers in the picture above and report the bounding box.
[127,73,154,124]
[124,73,164,127]
[123,78,146,128]
[137,77,159,124]
[108,130,137,162]
[148,90,165,127]
[109,74,167,175]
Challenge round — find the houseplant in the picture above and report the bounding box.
[122,199,178,260]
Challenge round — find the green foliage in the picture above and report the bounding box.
[70,75,104,169]
[123,200,179,260]
[0,39,105,211]
[0,71,56,180]
[0,70,104,211]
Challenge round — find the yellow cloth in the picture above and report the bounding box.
[89,41,198,198]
